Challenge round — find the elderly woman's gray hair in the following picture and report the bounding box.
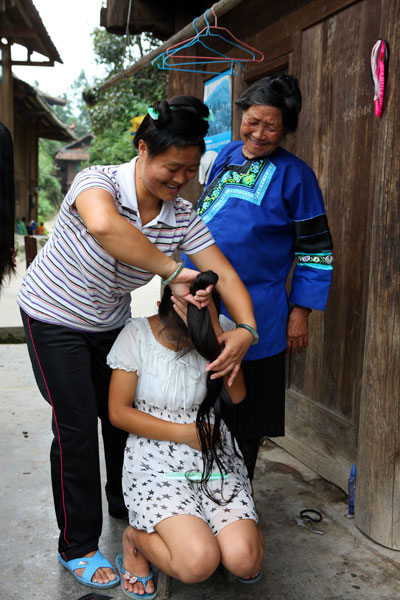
[236,74,302,132]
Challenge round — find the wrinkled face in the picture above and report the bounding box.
[137,141,201,202]
[240,105,286,159]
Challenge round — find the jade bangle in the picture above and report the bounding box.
[236,323,259,345]
[161,261,184,286]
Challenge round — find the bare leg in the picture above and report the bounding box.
[122,527,156,596]
[216,519,264,580]
[127,515,221,584]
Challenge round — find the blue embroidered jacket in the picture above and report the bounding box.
[184,141,333,360]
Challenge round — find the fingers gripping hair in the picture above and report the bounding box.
[188,271,239,504]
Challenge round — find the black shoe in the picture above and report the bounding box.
[108,507,129,520]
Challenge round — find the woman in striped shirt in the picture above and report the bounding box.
[18,96,257,591]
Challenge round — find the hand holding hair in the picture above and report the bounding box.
[170,267,213,309]
[171,290,221,330]
[207,327,254,386]
[182,271,254,387]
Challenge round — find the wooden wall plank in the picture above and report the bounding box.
[239,0,358,79]
[355,0,400,550]
[0,42,14,135]
[277,390,357,490]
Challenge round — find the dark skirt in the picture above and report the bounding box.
[222,351,286,439]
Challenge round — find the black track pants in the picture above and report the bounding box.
[21,310,127,560]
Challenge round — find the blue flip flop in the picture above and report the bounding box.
[115,553,157,599]
[238,568,262,584]
[58,550,120,589]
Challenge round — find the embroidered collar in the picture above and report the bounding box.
[117,157,177,228]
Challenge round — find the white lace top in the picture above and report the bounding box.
[107,317,208,418]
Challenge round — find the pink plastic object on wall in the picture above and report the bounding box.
[370,39,389,117]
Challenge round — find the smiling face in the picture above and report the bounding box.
[136,140,202,205]
[240,105,286,159]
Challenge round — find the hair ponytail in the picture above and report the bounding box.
[159,270,239,504]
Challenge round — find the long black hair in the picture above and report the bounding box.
[159,270,238,504]
[0,123,16,291]
[236,74,302,132]
[134,96,210,156]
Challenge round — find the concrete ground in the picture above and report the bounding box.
[1,245,400,599]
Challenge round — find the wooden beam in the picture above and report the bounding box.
[13,0,33,28]
[97,0,244,92]
[0,28,37,37]
[11,60,54,67]
[244,37,292,81]
[12,0,60,62]
[0,41,14,135]
[103,0,175,39]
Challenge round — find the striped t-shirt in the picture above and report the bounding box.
[18,157,215,331]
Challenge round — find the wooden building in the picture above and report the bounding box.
[55,134,94,196]
[12,76,75,221]
[0,0,75,221]
[101,0,399,550]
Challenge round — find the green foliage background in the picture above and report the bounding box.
[38,30,167,221]
[87,30,168,165]
[38,139,63,223]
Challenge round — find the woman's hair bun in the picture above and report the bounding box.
[190,270,219,296]
[270,75,302,110]
[134,95,210,156]
[236,74,302,132]
[153,100,172,127]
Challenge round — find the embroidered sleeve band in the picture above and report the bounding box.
[295,252,333,270]
[293,214,333,269]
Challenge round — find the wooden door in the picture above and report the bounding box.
[277,0,389,491]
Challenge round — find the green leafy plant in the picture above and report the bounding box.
[85,30,168,166]
[38,139,63,222]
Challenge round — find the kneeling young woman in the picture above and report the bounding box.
[108,271,264,598]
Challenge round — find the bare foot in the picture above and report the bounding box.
[74,550,117,585]
[122,526,155,596]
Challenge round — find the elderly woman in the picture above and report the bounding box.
[185,74,333,481]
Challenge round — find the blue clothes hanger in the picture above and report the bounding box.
[152,6,263,75]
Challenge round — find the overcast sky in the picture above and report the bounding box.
[11,0,107,97]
